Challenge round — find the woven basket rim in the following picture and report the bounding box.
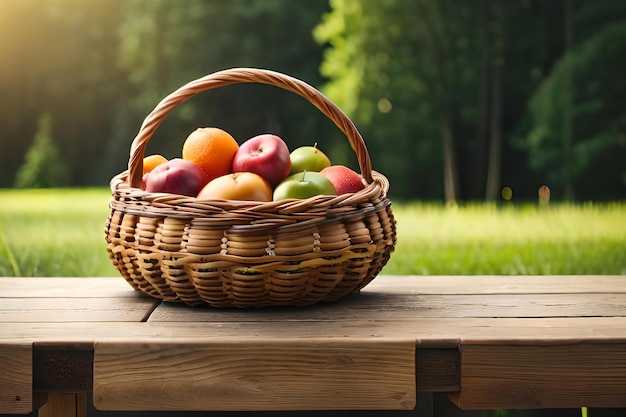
[111,168,389,207]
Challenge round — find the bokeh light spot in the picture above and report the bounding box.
[501,186,513,201]
[378,98,392,113]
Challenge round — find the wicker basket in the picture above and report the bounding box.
[105,68,396,307]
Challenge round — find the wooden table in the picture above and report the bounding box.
[1,275,626,416]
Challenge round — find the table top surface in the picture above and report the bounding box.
[2,275,626,342]
[1,275,626,413]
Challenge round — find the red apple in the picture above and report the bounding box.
[197,172,273,201]
[320,165,366,195]
[231,134,291,187]
[143,158,210,196]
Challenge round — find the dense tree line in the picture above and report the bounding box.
[1,0,624,201]
[315,0,626,201]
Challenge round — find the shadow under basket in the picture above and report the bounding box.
[105,68,397,307]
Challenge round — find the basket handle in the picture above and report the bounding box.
[128,68,373,189]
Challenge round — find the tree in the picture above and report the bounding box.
[116,0,334,168]
[1,0,331,188]
[518,6,626,200]
[0,0,132,187]
[315,0,484,202]
[315,0,626,201]
[14,113,68,188]
[2,0,624,200]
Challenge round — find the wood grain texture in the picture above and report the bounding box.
[364,275,626,294]
[450,342,626,409]
[0,277,136,298]
[3,275,624,298]
[0,297,159,322]
[0,341,32,414]
[148,292,626,322]
[38,393,87,417]
[3,276,626,412]
[93,338,416,411]
[3,317,626,343]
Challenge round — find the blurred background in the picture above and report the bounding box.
[1,0,625,203]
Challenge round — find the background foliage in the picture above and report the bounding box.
[1,0,624,202]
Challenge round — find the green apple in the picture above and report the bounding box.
[273,171,337,201]
[289,144,331,174]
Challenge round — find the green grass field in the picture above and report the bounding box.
[387,202,626,275]
[0,188,117,276]
[0,188,624,277]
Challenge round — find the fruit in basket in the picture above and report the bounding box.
[320,165,366,195]
[273,171,336,201]
[231,134,291,187]
[182,127,239,181]
[142,154,168,175]
[197,172,272,201]
[143,158,210,196]
[288,144,331,174]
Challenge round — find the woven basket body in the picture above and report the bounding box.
[105,68,396,307]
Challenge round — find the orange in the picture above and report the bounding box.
[142,154,168,175]
[182,127,239,181]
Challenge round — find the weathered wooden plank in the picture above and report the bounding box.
[0,297,159,322]
[93,338,416,411]
[3,318,626,343]
[0,341,32,414]
[30,345,462,394]
[147,292,626,322]
[3,275,626,413]
[364,275,626,294]
[0,277,136,298]
[3,275,624,299]
[2,315,625,402]
[450,342,626,409]
[30,346,464,395]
